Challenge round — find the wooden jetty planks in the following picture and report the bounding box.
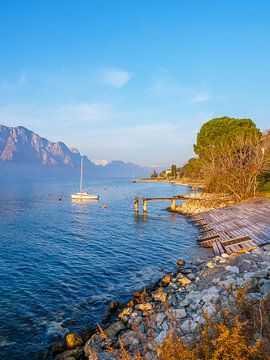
[192,198,270,255]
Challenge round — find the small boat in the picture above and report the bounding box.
[71,157,99,201]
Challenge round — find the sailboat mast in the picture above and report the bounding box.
[80,157,83,192]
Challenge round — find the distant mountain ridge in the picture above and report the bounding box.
[0,125,153,178]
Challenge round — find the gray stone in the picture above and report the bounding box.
[252,248,264,255]
[169,308,187,319]
[260,280,270,295]
[55,349,83,360]
[120,330,140,347]
[243,272,255,280]
[202,303,216,316]
[98,353,117,360]
[154,330,167,343]
[104,321,125,339]
[249,292,263,299]
[193,314,205,325]
[201,286,220,304]
[181,319,197,333]
[181,297,192,307]
[236,277,244,286]
[156,312,166,326]
[225,265,239,274]
[187,273,196,280]
[190,302,198,310]
[254,270,269,278]
[162,320,169,331]
[219,278,237,289]
[263,244,270,251]
[84,334,102,358]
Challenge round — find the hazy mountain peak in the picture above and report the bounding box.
[0,124,154,178]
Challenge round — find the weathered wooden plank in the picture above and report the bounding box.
[222,235,252,248]
[212,241,221,255]
[199,234,220,242]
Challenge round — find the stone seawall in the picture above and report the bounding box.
[54,245,270,360]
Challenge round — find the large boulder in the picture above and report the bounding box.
[104,321,125,339]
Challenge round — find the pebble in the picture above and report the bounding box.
[162,275,171,285]
[179,277,192,286]
[177,259,186,266]
[225,265,240,274]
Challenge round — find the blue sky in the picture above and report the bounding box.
[0,0,270,167]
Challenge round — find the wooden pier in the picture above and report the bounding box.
[191,198,270,256]
[134,196,184,213]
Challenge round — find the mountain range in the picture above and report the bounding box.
[0,125,155,179]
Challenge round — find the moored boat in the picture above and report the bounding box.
[71,157,99,201]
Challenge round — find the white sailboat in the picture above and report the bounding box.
[71,157,99,201]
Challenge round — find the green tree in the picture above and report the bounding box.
[151,170,158,178]
[171,164,177,179]
[194,118,270,199]
[194,117,261,157]
[179,158,202,179]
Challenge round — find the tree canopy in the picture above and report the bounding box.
[179,158,202,179]
[194,117,261,157]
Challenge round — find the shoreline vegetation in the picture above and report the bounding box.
[54,117,270,359]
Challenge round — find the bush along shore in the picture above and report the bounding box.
[54,245,270,360]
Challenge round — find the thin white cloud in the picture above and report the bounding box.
[191,90,212,103]
[99,68,132,88]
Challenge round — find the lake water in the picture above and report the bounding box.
[0,178,210,359]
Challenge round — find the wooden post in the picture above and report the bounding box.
[170,199,176,211]
[143,199,147,213]
[134,199,139,212]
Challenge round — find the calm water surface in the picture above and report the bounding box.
[0,178,210,359]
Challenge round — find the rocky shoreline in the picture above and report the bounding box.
[54,242,270,360]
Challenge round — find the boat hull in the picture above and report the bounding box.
[71,193,99,201]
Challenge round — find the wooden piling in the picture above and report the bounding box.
[170,199,176,211]
[134,199,139,212]
[143,199,147,213]
[133,196,181,214]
